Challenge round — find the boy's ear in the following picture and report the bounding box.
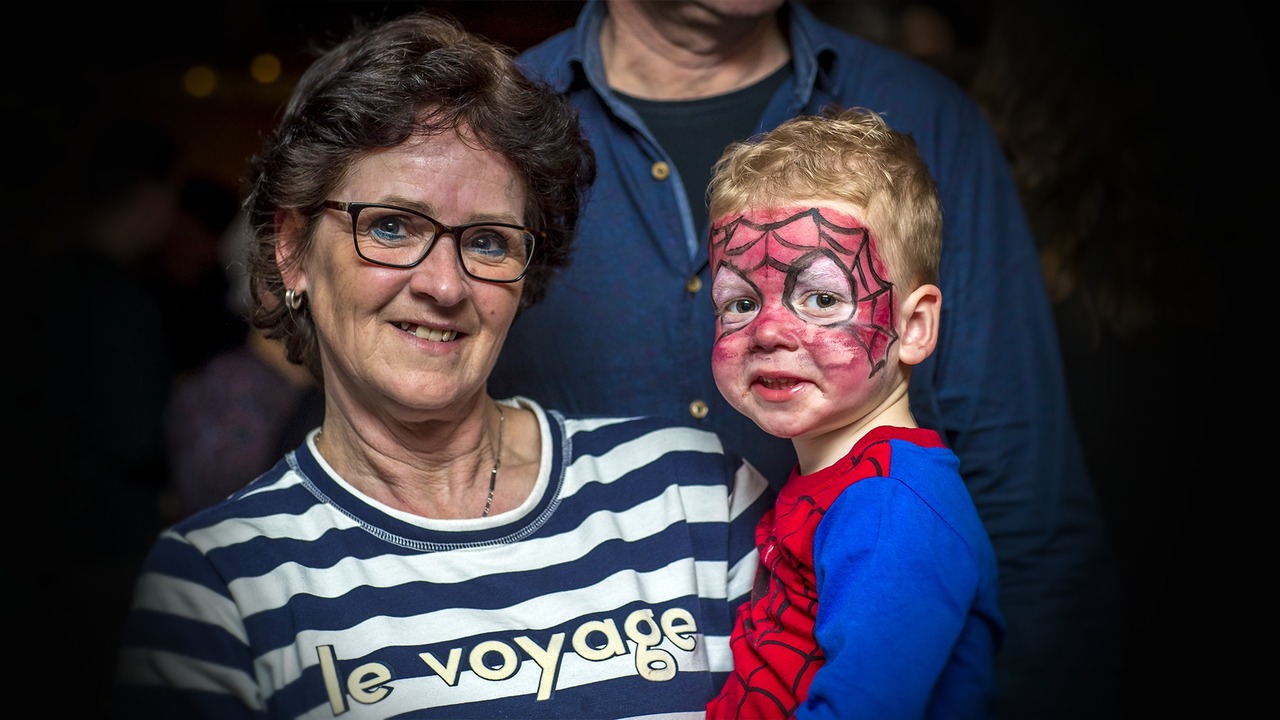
[275,208,308,292]
[897,283,941,366]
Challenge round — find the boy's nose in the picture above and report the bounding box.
[749,302,801,352]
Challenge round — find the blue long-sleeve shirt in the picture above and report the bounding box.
[492,2,1122,716]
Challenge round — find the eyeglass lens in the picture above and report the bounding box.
[350,205,532,281]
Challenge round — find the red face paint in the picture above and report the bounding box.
[708,206,899,439]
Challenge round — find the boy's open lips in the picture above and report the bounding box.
[752,375,808,402]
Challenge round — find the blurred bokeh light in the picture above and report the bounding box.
[183,65,218,98]
[250,53,283,85]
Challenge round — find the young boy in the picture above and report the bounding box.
[704,107,1005,720]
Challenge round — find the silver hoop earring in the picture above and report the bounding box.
[285,288,304,310]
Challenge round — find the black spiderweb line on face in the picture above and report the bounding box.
[801,209,899,376]
[712,209,898,375]
[712,208,862,265]
[803,210,899,376]
[844,230,897,377]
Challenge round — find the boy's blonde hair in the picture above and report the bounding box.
[707,106,941,289]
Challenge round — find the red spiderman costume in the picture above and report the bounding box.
[708,426,1003,719]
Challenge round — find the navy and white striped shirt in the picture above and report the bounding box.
[117,397,772,719]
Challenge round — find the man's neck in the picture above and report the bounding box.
[601,1,789,100]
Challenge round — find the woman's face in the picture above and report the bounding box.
[284,128,527,420]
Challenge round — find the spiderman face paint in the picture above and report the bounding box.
[709,206,899,439]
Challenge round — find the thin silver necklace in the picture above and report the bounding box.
[481,405,504,518]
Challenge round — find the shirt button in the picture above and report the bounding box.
[685,275,702,293]
[651,161,670,180]
[689,400,709,419]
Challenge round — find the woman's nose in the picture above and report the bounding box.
[409,235,470,305]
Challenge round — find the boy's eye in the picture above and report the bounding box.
[789,255,856,325]
[794,289,852,322]
[710,266,762,331]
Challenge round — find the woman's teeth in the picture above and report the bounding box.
[397,322,457,341]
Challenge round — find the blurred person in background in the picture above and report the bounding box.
[139,174,247,377]
[160,210,323,522]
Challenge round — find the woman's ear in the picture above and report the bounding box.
[897,283,941,367]
[275,208,308,292]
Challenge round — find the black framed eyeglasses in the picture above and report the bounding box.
[319,201,539,283]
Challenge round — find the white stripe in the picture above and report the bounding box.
[560,424,726,499]
[131,570,249,644]
[185,494,362,553]
[227,482,734,615]
[729,459,770,521]
[704,633,735,674]
[117,647,263,708]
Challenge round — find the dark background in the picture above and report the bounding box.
[43,1,589,196]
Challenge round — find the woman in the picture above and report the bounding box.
[115,11,771,719]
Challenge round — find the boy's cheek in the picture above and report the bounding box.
[710,336,735,368]
[710,354,744,404]
[710,337,747,380]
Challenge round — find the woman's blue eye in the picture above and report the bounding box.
[371,216,409,242]
[462,228,512,258]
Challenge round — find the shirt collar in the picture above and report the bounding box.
[541,0,843,101]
